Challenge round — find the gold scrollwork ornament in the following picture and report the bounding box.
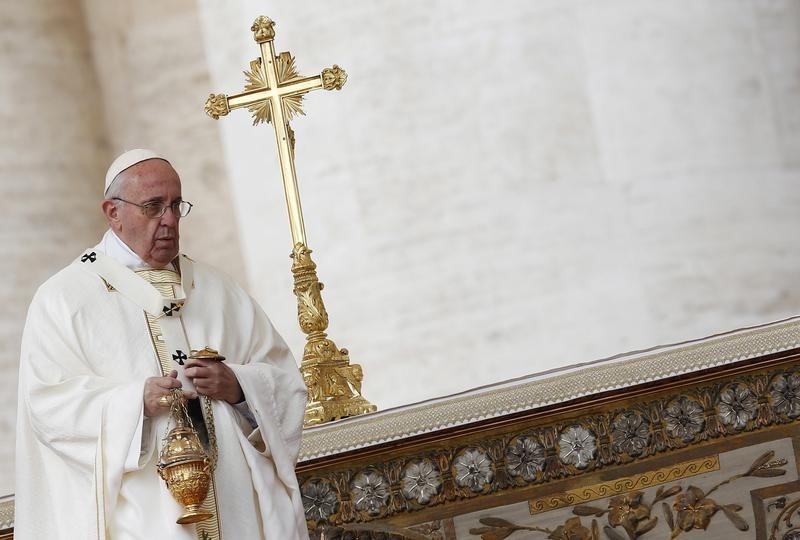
[322,65,347,90]
[204,93,230,119]
[251,16,276,43]
[291,243,375,426]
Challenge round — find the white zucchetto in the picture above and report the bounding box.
[104,149,170,195]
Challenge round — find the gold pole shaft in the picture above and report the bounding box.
[261,41,307,247]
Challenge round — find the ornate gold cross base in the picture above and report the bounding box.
[292,244,376,426]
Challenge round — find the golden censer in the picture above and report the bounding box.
[157,387,213,524]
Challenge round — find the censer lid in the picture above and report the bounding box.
[159,421,208,468]
[190,347,225,361]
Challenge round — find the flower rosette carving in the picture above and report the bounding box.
[350,469,389,517]
[769,371,800,419]
[302,478,339,523]
[297,366,800,528]
[558,425,597,470]
[611,411,651,458]
[716,383,757,432]
[505,435,545,483]
[663,396,705,443]
[401,459,441,505]
[453,447,494,493]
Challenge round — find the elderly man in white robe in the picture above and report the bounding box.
[16,149,310,540]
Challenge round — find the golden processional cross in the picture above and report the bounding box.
[204,16,375,427]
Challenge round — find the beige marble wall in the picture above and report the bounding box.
[202,0,800,411]
[0,0,245,495]
[0,0,108,495]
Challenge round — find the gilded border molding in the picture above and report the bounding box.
[528,455,720,514]
[300,317,800,461]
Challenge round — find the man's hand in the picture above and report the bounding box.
[184,358,244,404]
[143,370,193,417]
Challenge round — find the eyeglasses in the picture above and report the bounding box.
[112,197,193,219]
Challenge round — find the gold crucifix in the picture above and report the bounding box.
[204,16,346,246]
[204,16,376,427]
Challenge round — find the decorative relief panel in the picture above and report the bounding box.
[466,445,791,540]
[298,363,800,534]
[528,455,720,514]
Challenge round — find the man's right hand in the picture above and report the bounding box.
[143,370,194,417]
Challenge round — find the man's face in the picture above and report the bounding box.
[109,159,182,268]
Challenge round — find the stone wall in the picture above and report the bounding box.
[0,0,244,495]
[1,0,799,496]
[0,0,108,496]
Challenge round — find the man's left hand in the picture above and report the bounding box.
[184,358,244,404]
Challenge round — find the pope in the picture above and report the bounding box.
[15,149,310,539]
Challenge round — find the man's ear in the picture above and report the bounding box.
[101,199,121,230]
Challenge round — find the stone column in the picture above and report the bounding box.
[0,0,108,494]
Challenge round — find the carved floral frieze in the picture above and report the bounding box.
[299,365,800,530]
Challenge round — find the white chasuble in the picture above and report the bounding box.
[15,242,309,539]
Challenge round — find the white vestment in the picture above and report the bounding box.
[15,231,310,539]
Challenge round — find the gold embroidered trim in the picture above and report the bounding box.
[141,277,222,540]
[195,480,222,540]
[136,268,181,285]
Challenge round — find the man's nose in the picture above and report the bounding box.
[160,206,179,226]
